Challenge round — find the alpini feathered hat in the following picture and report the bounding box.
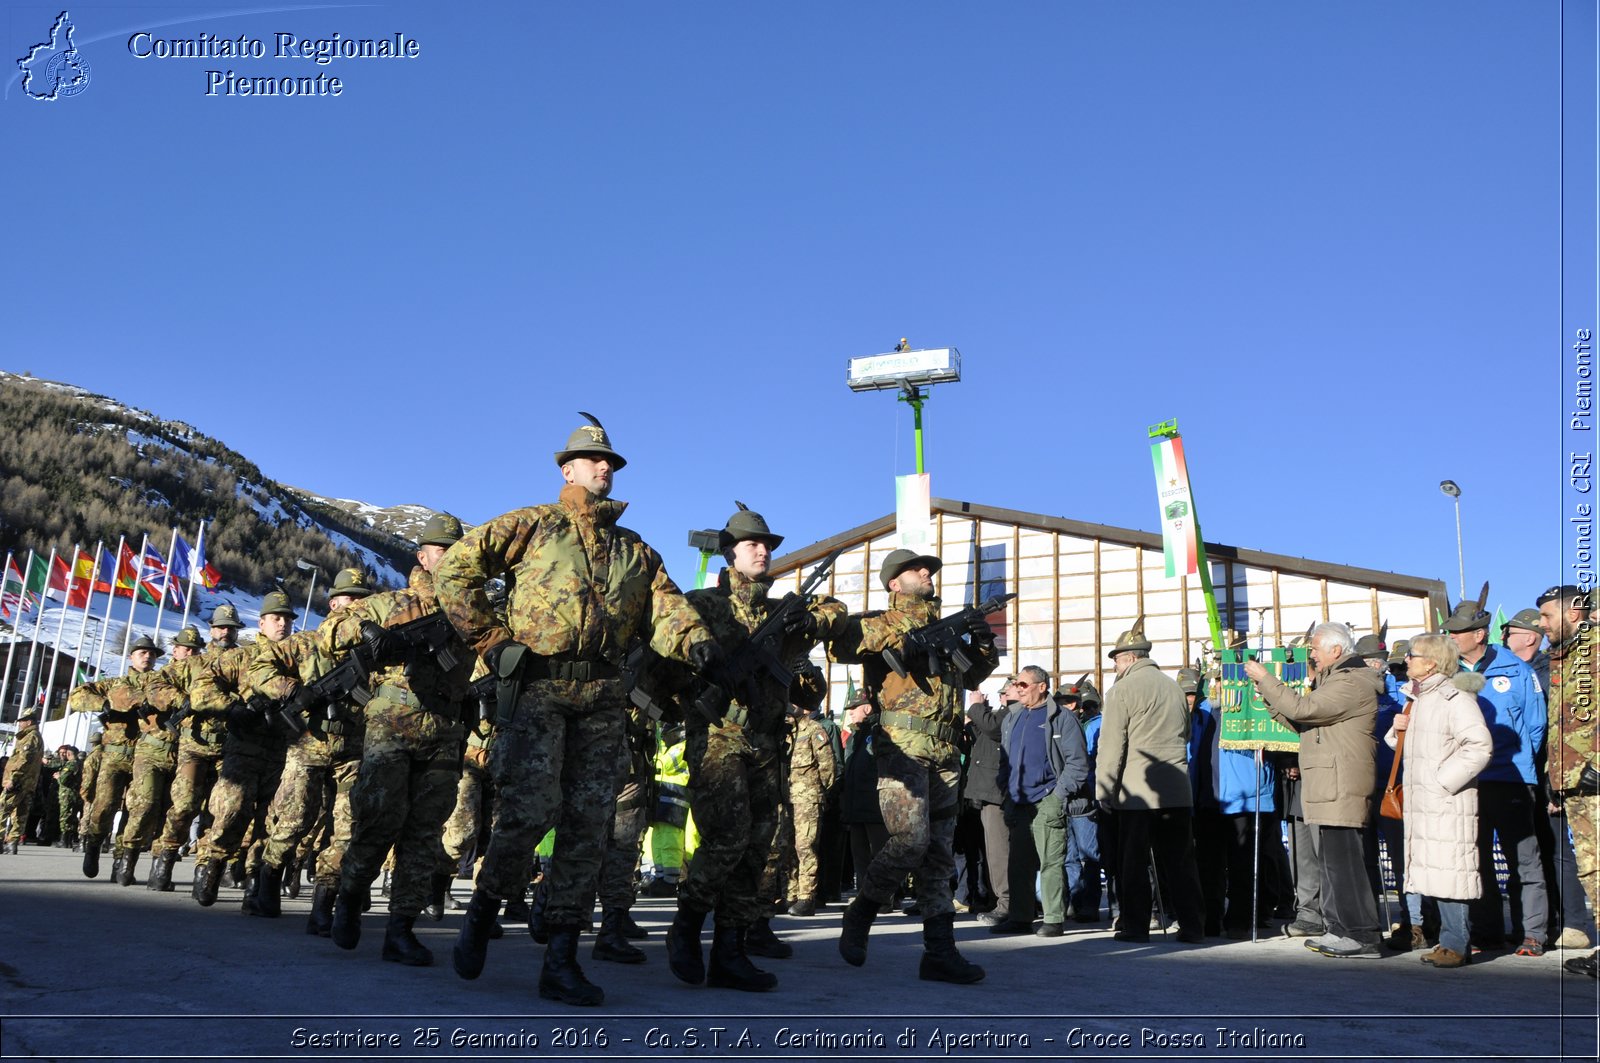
[554,411,627,470]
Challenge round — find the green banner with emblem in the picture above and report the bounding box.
[1216,647,1306,752]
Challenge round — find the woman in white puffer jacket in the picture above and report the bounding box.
[1384,632,1493,969]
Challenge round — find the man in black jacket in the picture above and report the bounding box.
[965,679,1016,925]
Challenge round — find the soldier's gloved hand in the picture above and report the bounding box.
[963,611,995,639]
[224,702,256,729]
[687,639,724,676]
[289,684,322,717]
[783,609,818,638]
[359,620,403,665]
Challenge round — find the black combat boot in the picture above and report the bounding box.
[527,879,550,944]
[240,870,262,915]
[593,909,647,964]
[307,882,336,936]
[452,890,501,980]
[838,895,880,967]
[6,840,16,855]
[425,872,450,922]
[253,864,284,918]
[618,908,647,939]
[788,896,817,917]
[706,922,778,992]
[65,830,79,852]
[121,850,141,886]
[110,848,129,885]
[330,888,365,950]
[745,917,793,959]
[539,925,604,1006]
[81,836,102,878]
[502,888,531,923]
[918,913,985,984]
[283,858,302,899]
[193,858,223,906]
[666,902,709,985]
[381,913,434,966]
[226,858,246,890]
[147,851,176,892]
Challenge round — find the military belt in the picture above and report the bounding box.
[375,684,460,716]
[878,710,958,748]
[524,657,620,683]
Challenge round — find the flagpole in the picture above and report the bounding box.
[67,540,103,688]
[17,547,55,714]
[95,535,125,678]
[119,533,149,675]
[178,520,203,630]
[41,544,83,715]
[152,527,178,643]
[0,550,30,713]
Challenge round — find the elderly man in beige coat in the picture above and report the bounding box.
[1247,622,1385,958]
[1097,621,1206,944]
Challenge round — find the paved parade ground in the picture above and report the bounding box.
[0,845,1595,1062]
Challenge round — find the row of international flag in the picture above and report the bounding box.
[0,524,222,622]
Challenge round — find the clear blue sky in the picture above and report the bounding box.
[4,1,1590,626]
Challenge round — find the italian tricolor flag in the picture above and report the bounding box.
[1150,435,1200,578]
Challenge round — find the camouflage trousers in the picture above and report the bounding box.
[83,742,136,841]
[678,722,783,927]
[312,758,361,887]
[156,740,223,856]
[788,788,826,901]
[196,737,286,870]
[0,787,35,844]
[339,712,462,918]
[597,801,649,912]
[477,678,623,926]
[441,755,491,872]
[857,744,959,920]
[58,785,82,836]
[118,735,179,851]
[262,736,336,869]
[761,793,793,911]
[1564,791,1600,914]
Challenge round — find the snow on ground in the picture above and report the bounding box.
[320,526,408,587]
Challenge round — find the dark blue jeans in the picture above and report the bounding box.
[1064,811,1102,918]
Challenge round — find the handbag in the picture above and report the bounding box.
[1379,702,1410,820]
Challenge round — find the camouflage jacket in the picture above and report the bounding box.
[249,627,339,744]
[789,714,838,799]
[674,569,847,735]
[842,593,998,762]
[68,669,179,746]
[321,567,474,724]
[80,746,103,800]
[1547,622,1599,792]
[55,756,82,794]
[206,638,288,747]
[3,726,44,790]
[160,653,233,747]
[434,484,711,668]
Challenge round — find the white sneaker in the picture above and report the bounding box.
[1557,928,1593,949]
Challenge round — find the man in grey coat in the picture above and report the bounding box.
[1096,621,1206,944]
[1247,621,1384,958]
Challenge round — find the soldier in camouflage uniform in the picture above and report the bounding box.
[1538,585,1600,977]
[247,568,374,920]
[152,605,240,877]
[438,414,713,1007]
[78,732,103,842]
[787,664,839,917]
[69,636,177,879]
[661,506,847,993]
[54,745,82,849]
[1,707,45,853]
[148,623,235,891]
[833,549,998,984]
[326,517,472,967]
[115,634,201,885]
[190,593,295,908]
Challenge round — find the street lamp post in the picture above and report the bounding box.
[294,558,322,633]
[1439,480,1464,601]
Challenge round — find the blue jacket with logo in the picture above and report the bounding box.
[1461,645,1546,784]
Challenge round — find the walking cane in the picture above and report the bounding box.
[1150,847,1169,937]
[1251,748,1262,942]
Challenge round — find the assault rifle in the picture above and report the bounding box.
[620,641,664,723]
[365,610,465,673]
[690,549,844,725]
[882,593,1015,680]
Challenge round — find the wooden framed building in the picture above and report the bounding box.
[768,497,1451,710]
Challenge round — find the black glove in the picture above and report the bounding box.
[359,620,403,665]
[289,684,324,717]
[688,639,723,675]
[783,608,818,638]
[963,610,994,639]
[224,701,258,729]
